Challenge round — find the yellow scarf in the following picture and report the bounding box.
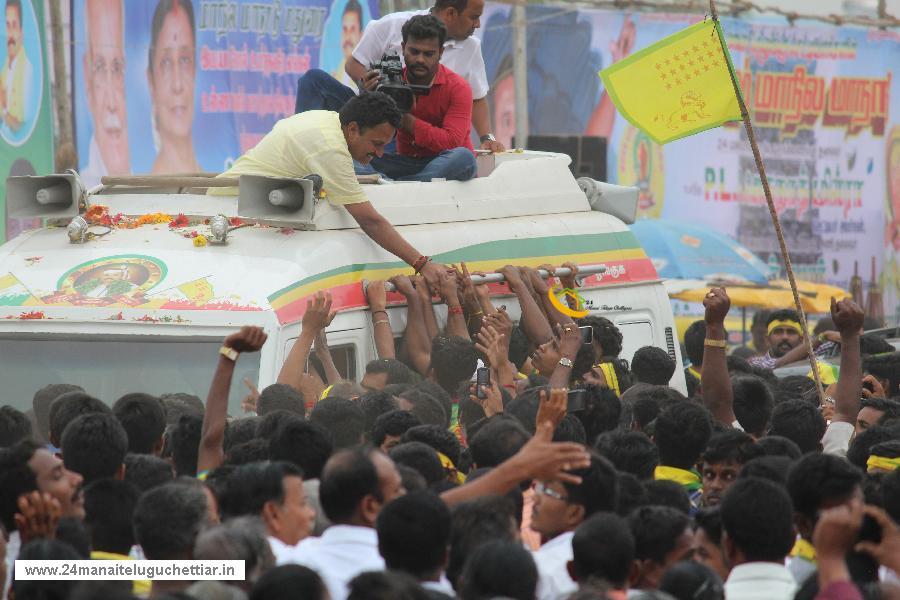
[654,465,702,491]
[789,538,817,564]
[867,455,900,473]
[596,362,621,397]
[437,452,466,485]
[687,366,702,381]
[90,551,152,596]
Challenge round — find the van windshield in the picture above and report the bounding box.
[0,336,259,415]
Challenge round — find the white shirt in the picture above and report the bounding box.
[268,535,301,566]
[3,531,21,600]
[351,9,489,100]
[724,562,798,600]
[822,420,854,457]
[286,524,385,600]
[533,531,577,600]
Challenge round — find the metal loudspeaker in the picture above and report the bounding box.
[237,174,318,227]
[5,173,85,221]
[577,178,639,225]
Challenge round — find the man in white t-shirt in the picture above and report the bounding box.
[296,0,505,152]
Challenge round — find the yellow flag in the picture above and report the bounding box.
[600,19,742,144]
[178,278,214,304]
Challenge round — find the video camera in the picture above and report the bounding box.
[370,51,431,113]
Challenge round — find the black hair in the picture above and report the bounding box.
[366,358,414,385]
[701,430,761,466]
[870,439,900,459]
[881,470,900,522]
[376,490,451,578]
[503,386,544,434]
[0,438,40,532]
[402,424,461,467]
[578,384,622,443]
[563,452,620,518]
[553,413,587,443]
[859,333,895,355]
[339,92,403,130]
[572,344,597,386]
[398,389,448,428]
[309,398,366,449]
[631,346,677,386]
[112,393,166,454]
[148,0,196,75]
[863,352,900,397]
[433,0,471,13]
[12,538,82,600]
[159,392,204,426]
[468,415,530,468]
[787,453,863,521]
[625,385,686,431]
[774,375,818,406]
[415,380,454,424]
[579,315,623,358]
[0,405,32,447]
[257,410,299,441]
[48,391,109,447]
[594,430,659,480]
[447,495,518,589]
[720,477,795,562]
[169,413,202,476]
[683,320,707,367]
[319,447,382,522]
[61,412,128,484]
[627,505,690,563]
[219,461,302,520]
[693,506,722,545]
[133,481,209,560]
[767,309,801,327]
[371,410,422,448]
[459,541,538,600]
[224,416,261,453]
[250,565,327,600]
[846,425,900,471]
[397,464,428,493]
[224,438,270,466]
[643,479,691,514]
[347,571,429,600]
[57,516,91,558]
[343,0,362,19]
[738,455,793,485]
[615,471,649,516]
[659,561,724,600]
[123,453,174,492]
[726,355,753,375]
[33,383,84,442]
[755,435,802,460]
[860,396,900,421]
[570,512,634,587]
[401,14,448,46]
[508,327,530,370]
[811,315,833,336]
[430,335,479,397]
[389,442,444,486]
[84,478,140,555]
[360,390,399,437]
[654,401,713,469]
[258,383,305,417]
[768,399,826,454]
[731,375,774,436]
[269,418,334,480]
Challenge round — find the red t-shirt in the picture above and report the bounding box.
[398,64,474,158]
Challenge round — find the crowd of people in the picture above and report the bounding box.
[1,260,900,600]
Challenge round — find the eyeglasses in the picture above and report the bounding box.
[534,481,568,501]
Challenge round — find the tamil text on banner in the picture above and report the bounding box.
[71,0,379,188]
[0,0,54,244]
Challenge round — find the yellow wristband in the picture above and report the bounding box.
[374,319,390,326]
[703,338,727,348]
[219,346,239,361]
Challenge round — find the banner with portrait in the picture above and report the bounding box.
[71,0,378,186]
[0,0,54,244]
[479,6,900,324]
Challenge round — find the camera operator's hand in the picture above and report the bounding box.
[361,70,381,92]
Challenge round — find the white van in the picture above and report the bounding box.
[0,152,685,413]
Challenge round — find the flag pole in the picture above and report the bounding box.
[708,0,826,406]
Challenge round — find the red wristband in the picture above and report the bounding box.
[448,305,464,315]
[412,255,430,274]
[502,384,516,390]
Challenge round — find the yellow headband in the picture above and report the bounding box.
[596,362,621,397]
[319,385,333,401]
[768,319,801,336]
[867,455,900,473]
[437,452,466,485]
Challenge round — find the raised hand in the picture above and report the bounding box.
[223,326,268,353]
[703,287,731,326]
[389,274,417,298]
[469,380,504,418]
[302,291,336,333]
[536,388,567,431]
[831,298,865,336]
[511,421,591,485]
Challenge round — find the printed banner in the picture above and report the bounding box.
[479,6,899,324]
[0,0,54,244]
[71,0,378,187]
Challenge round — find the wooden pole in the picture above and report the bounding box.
[708,0,826,406]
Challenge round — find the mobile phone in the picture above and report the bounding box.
[567,389,587,413]
[476,367,491,399]
[579,326,593,345]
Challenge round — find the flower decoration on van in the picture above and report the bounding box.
[84,205,174,229]
[193,235,208,247]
